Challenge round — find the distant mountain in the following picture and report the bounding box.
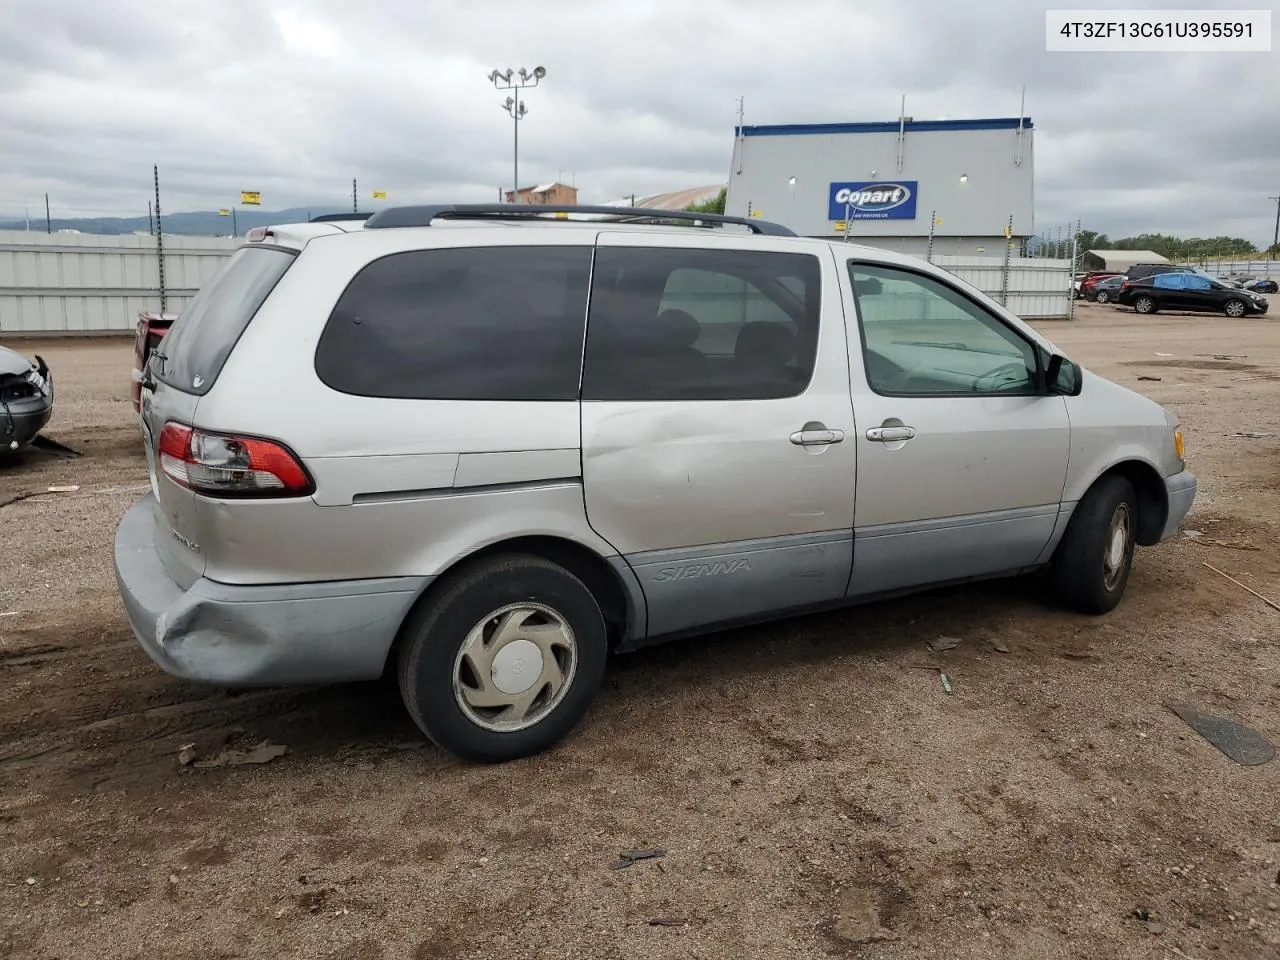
[0,206,367,237]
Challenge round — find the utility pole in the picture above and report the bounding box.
[44,193,51,233]
[352,178,357,214]
[488,66,546,203]
[154,164,166,313]
[1269,195,1280,252]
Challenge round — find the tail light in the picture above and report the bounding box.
[157,422,313,498]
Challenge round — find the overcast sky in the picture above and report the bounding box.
[1,0,1276,242]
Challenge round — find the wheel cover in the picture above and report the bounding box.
[1097,292,1109,303]
[1226,300,1245,317]
[1103,503,1132,591]
[1136,297,1153,313]
[452,602,578,733]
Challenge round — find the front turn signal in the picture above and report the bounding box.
[1174,430,1185,461]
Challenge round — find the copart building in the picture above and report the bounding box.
[724,116,1035,257]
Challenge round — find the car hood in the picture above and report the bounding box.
[0,345,36,377]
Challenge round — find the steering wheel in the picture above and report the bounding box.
[973,361,1030,393]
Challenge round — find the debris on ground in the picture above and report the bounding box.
[828,886,898,944]
[647,918,692,927]
[926,636,961,653]
[1155,352,1173,357]
[46,484,79,493]
[1230,431,1273,439]
[1061,649,1101,661]
[610,849,667,870]
[1137,376,1162,382]
[178,740,289,769]
[989,639,1011,654]
[938,672,953,695]
[1202,561,1280,612]
[1182,530,1260,551]
[1168,704,1275,766]
[1133,907,1150,921]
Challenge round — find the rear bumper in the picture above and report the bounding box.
[113,494,431,686]
[1160,470,1197,541]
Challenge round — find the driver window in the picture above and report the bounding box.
[848,263,1039,396]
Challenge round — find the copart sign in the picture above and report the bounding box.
[828,181,918,221]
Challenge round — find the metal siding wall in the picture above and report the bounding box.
[0,231,236,333]
[726,127,1034,240]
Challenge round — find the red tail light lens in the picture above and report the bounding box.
[157,422,313,497]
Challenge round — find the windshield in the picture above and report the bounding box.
[156,245,295,395]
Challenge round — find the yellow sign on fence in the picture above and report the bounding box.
[240,191,261,205]
[833,220,847,232]
[218,209,230,216]
[371,190,387,199]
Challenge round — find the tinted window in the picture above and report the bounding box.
[157,246,295,395]
[849,263,1039,396]
[581,247,820,401]
[315,246,591,400]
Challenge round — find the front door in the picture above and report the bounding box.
[838,260,1072,597]
[580,233,857,637]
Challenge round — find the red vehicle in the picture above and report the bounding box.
[1078,271,1121,298]
[131,311,177,412]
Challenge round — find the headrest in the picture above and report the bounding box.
[654,309,702,348]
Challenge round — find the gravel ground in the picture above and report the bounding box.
[1,304,1278,960]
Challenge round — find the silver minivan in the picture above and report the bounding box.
[115,204,1196,761]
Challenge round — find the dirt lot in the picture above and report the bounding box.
[2,304,1278,960]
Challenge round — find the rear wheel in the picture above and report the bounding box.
[1048,475,1138,614]
[1134,296,1157,315]
[397,554,608,762]
[1224,298,1247,318]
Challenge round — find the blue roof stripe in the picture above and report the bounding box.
[736,117,1034,137]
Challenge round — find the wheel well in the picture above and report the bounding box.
[387,537,632,670]
[1095,460,1167,545]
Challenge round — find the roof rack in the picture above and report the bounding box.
[361,203,795,236]
[310,212,373,222]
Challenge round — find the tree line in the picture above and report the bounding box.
[1075,229,1277,260]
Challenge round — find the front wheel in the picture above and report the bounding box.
[1095,290,1111,304]
[1224,298,1247,318]
[1048,475,1138,614]
[1134,296,1157,315]
[397,554,608,762]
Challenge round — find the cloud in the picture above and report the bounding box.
[0,0,1275,243]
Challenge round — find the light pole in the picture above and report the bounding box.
[488,66,546,202]
[1269,194,1280,253]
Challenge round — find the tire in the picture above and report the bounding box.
[397,554,607,762]
[1048,475,1138,614]
[1095,290,1111,304]
[1224,299,1247,318]
[1134,296,1157,315]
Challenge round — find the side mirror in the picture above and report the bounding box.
[1046,354,1082,396]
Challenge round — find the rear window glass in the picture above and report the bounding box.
[314,246,592,401]
[156,246,295,395]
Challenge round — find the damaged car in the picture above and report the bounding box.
[0,345,54,453]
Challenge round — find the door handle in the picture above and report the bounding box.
[790,426,845,446]
[866,425,916,442]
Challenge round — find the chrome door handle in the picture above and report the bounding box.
[790,427,845,446]
[866,426,916,442]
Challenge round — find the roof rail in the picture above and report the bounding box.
[310,212,373,222]
[362,203,796,236]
